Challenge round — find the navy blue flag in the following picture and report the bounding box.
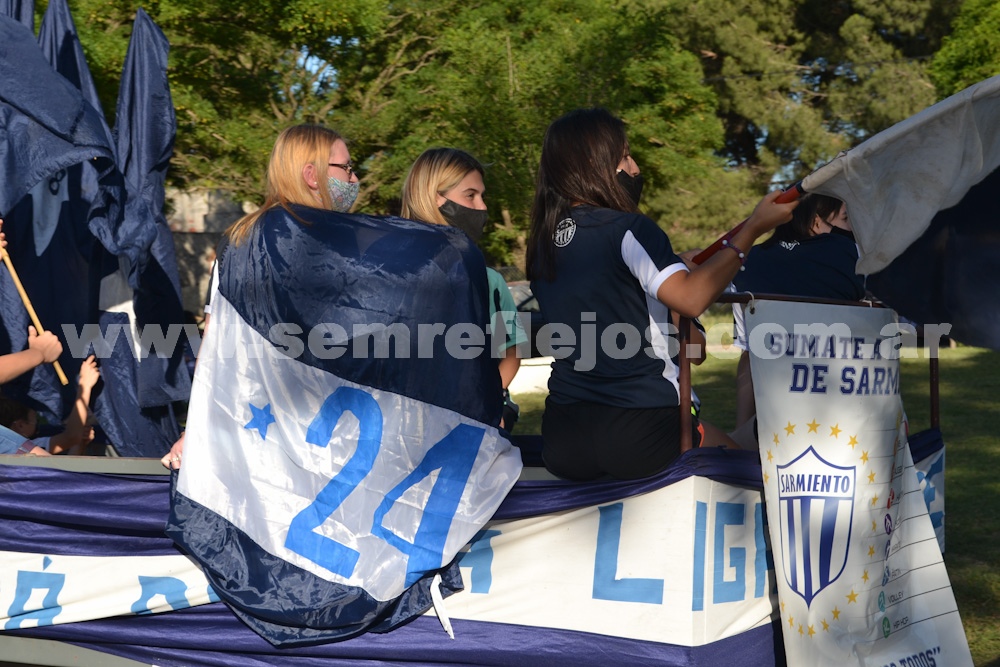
[0,0,111,421]
[0,0,32,32]
[0,15,121,420]
[38,0,103,113]
[866,164,1000,349]
[0,16,118,227]
[1,9,187,456]
[91,7,189,456]
[109,7,177,287]
[166,206,522,646]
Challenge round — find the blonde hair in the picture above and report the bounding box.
[227,124,344,245]
[400,148,484,226]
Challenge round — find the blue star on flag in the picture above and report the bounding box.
[245,403,276,440]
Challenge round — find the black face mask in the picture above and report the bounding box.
[617,171,644,207]
[439,199,488,243]
[828,225,856,243]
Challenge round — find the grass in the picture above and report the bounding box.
[515,346,1000,666]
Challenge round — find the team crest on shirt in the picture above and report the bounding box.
[554,218,577,247]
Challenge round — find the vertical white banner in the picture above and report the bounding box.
[746,300,972,667]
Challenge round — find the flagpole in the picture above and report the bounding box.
[1,248,69,386]
[691,182,804,265]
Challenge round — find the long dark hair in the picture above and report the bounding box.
[527,108,638,281]
[761,192,843,247]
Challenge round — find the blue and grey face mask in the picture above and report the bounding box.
[328,176,359,212]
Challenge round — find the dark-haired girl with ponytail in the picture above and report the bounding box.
[527,107,797,481]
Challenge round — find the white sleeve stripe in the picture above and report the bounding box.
[649,263,688,297]
[621,230,688,299]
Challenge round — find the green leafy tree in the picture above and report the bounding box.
[930,0,1000,97]
[669,0,958,179]
[334,0,730,261]
[66,0,385,201]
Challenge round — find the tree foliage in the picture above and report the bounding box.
[668,0,958,176]
[46,0,965,263]
[930,0,1000,97]
[332,0,727,261]
[65,0,386,199]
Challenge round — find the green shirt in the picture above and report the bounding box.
[486,267,527,352]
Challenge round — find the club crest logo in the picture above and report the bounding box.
[553,218,577,247]
[777,446,856,606]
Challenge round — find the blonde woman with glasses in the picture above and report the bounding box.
[161,124,360,469]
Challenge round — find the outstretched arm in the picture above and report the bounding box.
[0,326,63,384]
[658,191,797,318]
[48,355,99,455]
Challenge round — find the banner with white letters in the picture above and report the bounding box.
[747,299,972,667]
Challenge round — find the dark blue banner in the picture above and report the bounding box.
[867,164,1000,349]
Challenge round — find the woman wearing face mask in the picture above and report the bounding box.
[400,148,526,431]
[161,124,359,469]
[732,193,862,300]
[729,193,866,438]
[527,108,797,481]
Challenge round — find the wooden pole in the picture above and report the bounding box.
[1,248,69,385]
[679,317,693,452]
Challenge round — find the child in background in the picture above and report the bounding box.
[0,355,100,455]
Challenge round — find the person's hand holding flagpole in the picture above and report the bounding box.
[691,182,804,265]
[0,218,69,385]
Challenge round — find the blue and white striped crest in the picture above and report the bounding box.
[776,447,855,606]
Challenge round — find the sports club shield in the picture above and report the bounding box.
[777,446,855,607]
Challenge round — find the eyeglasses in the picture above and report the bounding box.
[328,162,356,178]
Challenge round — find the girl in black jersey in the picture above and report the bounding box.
[730,193,865,440]
[527,108,797,481]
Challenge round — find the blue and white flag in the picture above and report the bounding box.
[747,299,973,666]
[910,428,946,552]
[166,206,522,646]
